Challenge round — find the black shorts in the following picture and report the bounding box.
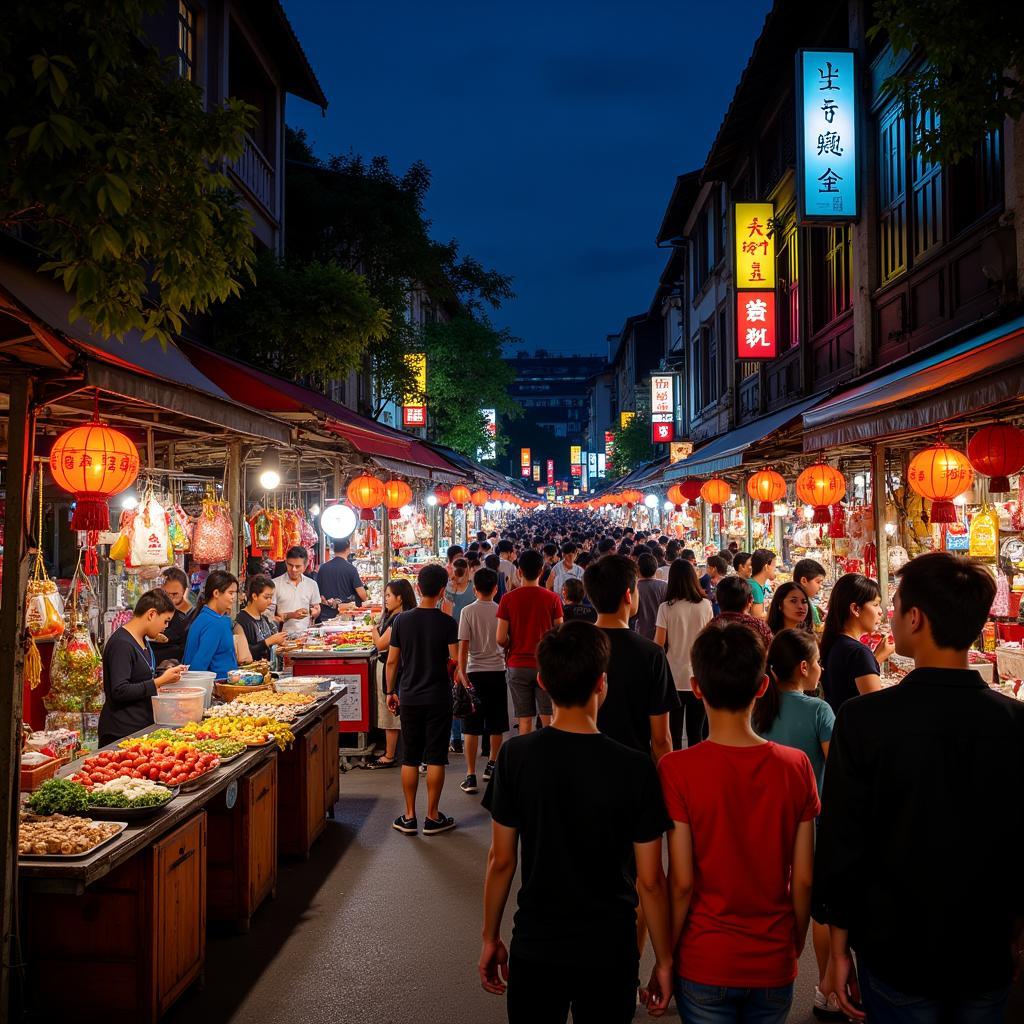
[507,954,639,1024]
[399,701,453,767]
[462,671,510,736]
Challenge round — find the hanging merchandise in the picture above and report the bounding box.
[284,507,303,549]
[46,556,103,714]
[969,506,999,559]
[945,521,970,551]
[992,569,1010,618]
[168,498,192,553]
[829,503,848,539]
[130,493,171,567]
[796,464,846,524]
[108,509,133,563]
[24,479,65,691]
[907,442,974,524]
[191,497,233,564]
[966,423,1024,494]
[746,470,786,513]
[251,505,273,552]
[300,509,318,550]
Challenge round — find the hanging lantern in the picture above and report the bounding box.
[746,469,787,514]
[796,464,846,524]
[382,479,413,520]
[49,416,141,531]
[699,479,731,513]
[433,486,452,506]
[471,489,488,507]
[907,443,974,524]
[450,484,472,508]
[666,484,686,511]
[679,479,704,507]
[489,489,503,501]
[967,423,1024,494]
[347,474,387,520]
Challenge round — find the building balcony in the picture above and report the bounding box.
[229,133,277,219]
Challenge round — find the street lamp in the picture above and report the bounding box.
[258,448,281,490]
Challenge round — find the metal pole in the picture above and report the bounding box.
[228,439,242,580]
[872,443,890,606]
[0,374,36,1013]
[381,510,391,588]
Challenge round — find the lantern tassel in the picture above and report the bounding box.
[388,508,400,520]
[989,475,1011,494]
[930,500,957,524]
[25,636,42,690]
[70,498,112,532]
[758,500,774,514]
[812,505,831,525]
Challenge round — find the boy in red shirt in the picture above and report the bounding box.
[656,621,817,1022]
[496,549,563,734]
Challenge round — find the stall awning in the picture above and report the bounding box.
[802,315,1024,450]
[664,396,824,479]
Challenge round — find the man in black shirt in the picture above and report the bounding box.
[316,538,368,620]
[151,567,191,664]
[583,555,677,762]
[480,621,673,1023]
[386,563,459,836]
[815,553,1024,1021]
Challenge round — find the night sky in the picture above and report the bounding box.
[285,0,773,357]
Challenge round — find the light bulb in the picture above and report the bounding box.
[121,494,138,510]
[259,469,280,490]
[309,503,321,517]
[664,500,674,511]
[426,494,438,507]
[321,503,357,539]
[644,494,658,508]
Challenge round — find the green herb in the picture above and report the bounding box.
[89,789,172,808]
[27,778,90,815]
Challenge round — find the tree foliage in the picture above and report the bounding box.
[420,317,520,461]
[869,1,1024,164]
[0,0,256,342]
[210,251,389,385]
[608,413,655,478]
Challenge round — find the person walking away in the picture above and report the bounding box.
[234,574,289,663]
[456,568,509,793]
[496,549,563,735]
[561,578,597,623]
[748,548,777,620]
[386,564,459,835]
[182,571,240,679]
[767,581,813,634]
[99,591,187,746]
[316,538,368,620]
[814,553,1024,1023]
[496,539,519,591]
[698,555,729,615]
[793,558,827,628]
[584,555,676,762]
[819,573,893,713]
[484,553,507,599]
[272,546,321,636]
[444,557,476,754]
[631,552,666,641]
[658,622,817,1022]
[479,622,675,1023]
[151,567,192,664]
[753,629,838,1019]
[546,542,583,594]
[714,575,774,649]
[365,579,416,770]
[653,559,714,750]
[733,551,753,579]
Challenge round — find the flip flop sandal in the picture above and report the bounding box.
[364,756,398,770]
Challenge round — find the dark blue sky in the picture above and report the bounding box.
[286,0,773,357]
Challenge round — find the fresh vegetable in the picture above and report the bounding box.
[119,733,246,758]
[179,716,295,750]
[88,777,174,807]
[27,778,90,816]
[69,744,220,789]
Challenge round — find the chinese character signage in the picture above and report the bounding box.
[650,375,674,416]
[520,448,531,477]
[532,463,541,482]
[670,441,693,464]
[546,459,554,485]
[478,409,497,461]
[652,421,674,444]
[571,463,582,478]
[402,353,427,427]
[570,445,582,465]
[588,452,597,477]
[736,291,777,359]
[604,430,615,459]
[796,49,859,222]
[620,411,635,430]
[734,202,776,290]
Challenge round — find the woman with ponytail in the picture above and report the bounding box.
[183,570,239,679]
[754,628,837,1020]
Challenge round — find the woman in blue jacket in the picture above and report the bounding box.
[183,570,239,679]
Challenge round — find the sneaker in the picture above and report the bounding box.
[460,774,478,794]
[422,814,456,836]
[418,762,427,774]
[392,814,417,835]
[482,760,495,781]
[449,740,463,754]
[813,987,846,1021]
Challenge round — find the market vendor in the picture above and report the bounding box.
[150,567,192,664]
[235,574,289,662]
[182,570,240,679]
[98,591,187,746]
[272,546,322,635]
[316,537,368,619]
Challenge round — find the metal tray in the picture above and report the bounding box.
[19,820,128,860]
[179,765,222,792]
[86,787,179,820]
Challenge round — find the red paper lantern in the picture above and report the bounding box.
[796,464,846,524]
[621,488,643,508]
[699,479,731,513]
[433,486,451,506]
[666,484,686,511]
[679,479,704,507]
[967,423,1024,494]
[347,474,386,520]
[450,484,472,508]
[471,489,489,507]
[382,479,413,520]
[49,417,141,531]
[746,469,787,514]
[907,443,974,523]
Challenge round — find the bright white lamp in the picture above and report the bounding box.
[321,503,357,540]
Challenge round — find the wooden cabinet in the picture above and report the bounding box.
[323,705,340,816]
[26,812,207,1023]
[206,754,278,930]
[278,718,326,858]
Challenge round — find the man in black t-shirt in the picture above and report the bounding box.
[386,563,459,836]
[316,538,368,620]
[480,621,673,1023]
[583,555,677,762]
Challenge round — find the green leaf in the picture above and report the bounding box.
[26,121,47,152]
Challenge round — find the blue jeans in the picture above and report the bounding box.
[858,960,1010,1024]
[674,978,792,1024]
[450,717,463,744]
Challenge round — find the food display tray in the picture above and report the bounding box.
[179,766,222,792]
[245,736,275,748]
[19,821,128,860]
[85,788,179,820]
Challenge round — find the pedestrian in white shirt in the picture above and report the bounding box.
[547,542,584,592]
[272,545,322,636]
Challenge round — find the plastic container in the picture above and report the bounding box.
[273,677,320,696]
[180,671,216,709]
[151,687,206,727]
[20,753,60,791]
[226,669,265,686]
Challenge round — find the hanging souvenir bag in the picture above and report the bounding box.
[191,498,233,564]
[300,511,317,550]
[24,486,66,689]
[46,555,103,713]
[253,507,274,550]
[168,498,191,553]
[108,506,136,563]
[130,492,171,566]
